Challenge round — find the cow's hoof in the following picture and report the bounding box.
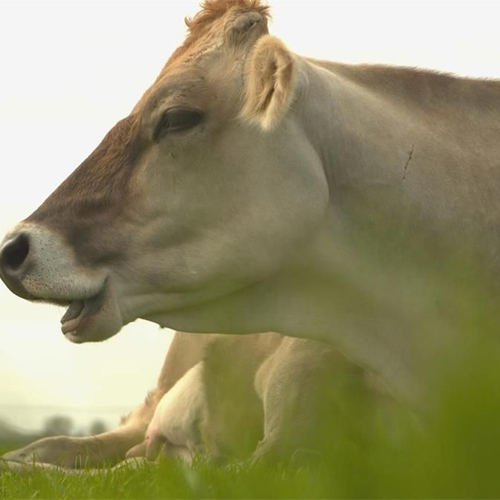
[0,459,31,474]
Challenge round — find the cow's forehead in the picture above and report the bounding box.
[164,0,270,70]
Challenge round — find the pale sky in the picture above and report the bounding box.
[0,0,499,432]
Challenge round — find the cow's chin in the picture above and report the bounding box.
[61,285,124,344]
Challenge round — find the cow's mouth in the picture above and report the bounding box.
[60,288,106,338]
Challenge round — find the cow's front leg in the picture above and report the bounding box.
[1,394,156,468]
[2,431,139,468]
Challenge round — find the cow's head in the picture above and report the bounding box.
[0,0,329,342]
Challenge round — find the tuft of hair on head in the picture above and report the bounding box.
[185,0,271,36]
[241,35,297,131]
[162,0,270,71]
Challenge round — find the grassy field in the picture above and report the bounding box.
[0,456,343,499]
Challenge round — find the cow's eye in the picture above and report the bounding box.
[153,107,204,142]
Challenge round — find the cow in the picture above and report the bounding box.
[1,0,499,425]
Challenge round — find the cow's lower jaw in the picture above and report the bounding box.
[60,284,124,344]
[61,300,86,334]
[60,290,105,336]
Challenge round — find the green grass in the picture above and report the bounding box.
[0,459,327,499]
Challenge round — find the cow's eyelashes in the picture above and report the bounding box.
[153,107,204,142]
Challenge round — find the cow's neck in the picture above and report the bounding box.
[299,57,500,199]
[282,58,500,406]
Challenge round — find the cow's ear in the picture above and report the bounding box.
[241,36,296,131]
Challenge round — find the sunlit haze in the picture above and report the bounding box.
[1,0,499,432]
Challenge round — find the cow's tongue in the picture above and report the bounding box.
[61,300,85,333]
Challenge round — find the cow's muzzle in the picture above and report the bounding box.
[0,223,121,343]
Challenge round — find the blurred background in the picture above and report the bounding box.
[0,0,499,439]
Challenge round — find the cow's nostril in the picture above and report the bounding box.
[0,233,30,274]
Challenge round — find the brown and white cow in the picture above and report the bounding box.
[1,0,500,414]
